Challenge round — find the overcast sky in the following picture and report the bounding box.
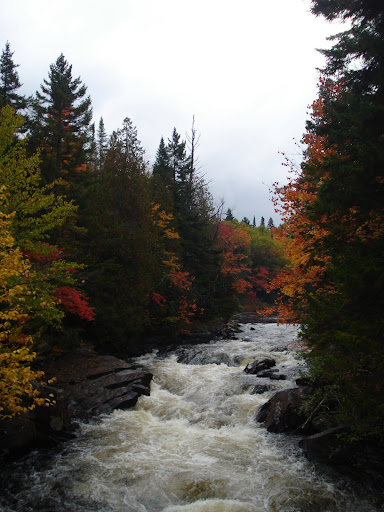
[1,0,344,224]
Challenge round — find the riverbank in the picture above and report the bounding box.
[0,349,153,459]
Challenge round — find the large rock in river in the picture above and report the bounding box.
[255,387,311,433]
[244,357,276,374]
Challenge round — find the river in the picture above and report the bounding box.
[0,322,381,511]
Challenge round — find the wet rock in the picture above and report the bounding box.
[256,368,279,378]
[251,384,270,394]
[244,357,276,374]
[270,373,287,381]
[44,351,153,419]
[255,387,311,433]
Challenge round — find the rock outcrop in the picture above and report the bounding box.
[0,349,153,459]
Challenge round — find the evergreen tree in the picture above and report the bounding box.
[252,216,256,228]
[81,118,155,350]
[260,216,265,227]
[241,217,250,225]
[167,128,188,185]
[0,42,26,111]
[225,208,234,221]
[96,117,108,173]
[267,217,274,229]
[32,54,93,194]
[153,137,172,186]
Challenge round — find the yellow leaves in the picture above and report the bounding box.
[162,252,181,273]
[151,203,180,239]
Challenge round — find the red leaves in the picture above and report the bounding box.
[52,287,95,321]
[152,292,167,307]
[23,242,66,264]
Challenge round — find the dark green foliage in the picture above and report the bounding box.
[96,117,108,174]
[31,54,93,196]
[225,208,234,221]
[153,137,172,186]
[80,118,155,351]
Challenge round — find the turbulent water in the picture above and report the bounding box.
[0,322,381,511]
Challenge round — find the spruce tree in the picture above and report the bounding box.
[225,208,234,221]
[267,217,274,229]
[0,42,26,111]
[96,117,108,173]
[32,54,93,193]
[153,137,172,186]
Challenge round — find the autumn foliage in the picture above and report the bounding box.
[269,78,384,435]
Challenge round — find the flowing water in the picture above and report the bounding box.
[0,322,381,511]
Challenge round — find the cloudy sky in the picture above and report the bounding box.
[1,0,344,224]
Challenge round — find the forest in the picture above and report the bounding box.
[0,0,383,452]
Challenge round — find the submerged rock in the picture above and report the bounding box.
[251,384,270,394]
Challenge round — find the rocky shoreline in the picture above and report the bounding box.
[248,356,384,494]
[0,349,153,459]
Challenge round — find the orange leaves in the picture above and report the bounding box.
[216,221,251,293]
[268,84,346,323]
[169,271,194,291]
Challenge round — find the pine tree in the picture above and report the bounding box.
[252,216,256,228]
[32,54,93,194]
[260,216,265,227]
[267,217,274,229]
[0,42,26,111]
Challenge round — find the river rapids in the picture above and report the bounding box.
[0,322,381,511]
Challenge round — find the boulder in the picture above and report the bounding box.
[244,357,276,374]
[255,387,311,433]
